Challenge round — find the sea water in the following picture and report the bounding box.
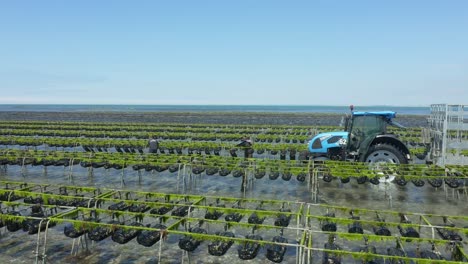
[0,104,430,115]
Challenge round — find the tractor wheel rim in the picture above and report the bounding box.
[366,150,399,183]
[366,150,400,164]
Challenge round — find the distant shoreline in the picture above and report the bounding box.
[0,104,430,115]
[0,111,428,127]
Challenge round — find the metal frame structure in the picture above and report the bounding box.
[427,104,468,166]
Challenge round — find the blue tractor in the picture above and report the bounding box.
[301,109,411,165]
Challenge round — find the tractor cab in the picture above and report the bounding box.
[347,111,395,155]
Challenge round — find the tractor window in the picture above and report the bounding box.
[352,116,386,136]
[349,116,386,151]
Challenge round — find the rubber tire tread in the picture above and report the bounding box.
[364,143,408,164]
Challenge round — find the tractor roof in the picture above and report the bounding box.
[352,111,396,119]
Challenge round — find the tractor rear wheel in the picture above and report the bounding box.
[364,143,407,164]
[364,143,407,183]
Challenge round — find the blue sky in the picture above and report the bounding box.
[0,0,467,106]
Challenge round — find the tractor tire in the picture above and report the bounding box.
[364,143,408,165]
[364,143,407,183]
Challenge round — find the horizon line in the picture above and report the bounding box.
[0,103,432,107]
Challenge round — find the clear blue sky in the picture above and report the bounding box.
[1,0,467,106]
